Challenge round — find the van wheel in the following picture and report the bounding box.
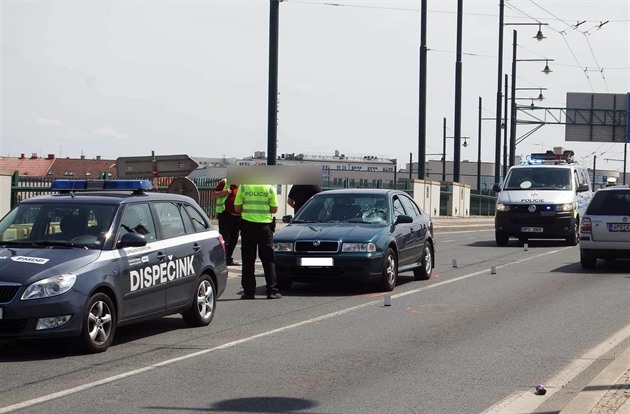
[80,293,116,353]
[182,276,216,327]
[495,232,509,246]
[566,220,579,246]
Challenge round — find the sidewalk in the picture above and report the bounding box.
[560,346,630,414]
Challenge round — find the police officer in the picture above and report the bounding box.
[233,184,281,299]
[211,178,241,266]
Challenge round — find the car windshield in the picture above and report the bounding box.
[294,194,389,224]
[586,190,630,215]
[504,167,572,190]
[0,203,118,249]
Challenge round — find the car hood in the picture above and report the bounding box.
[498,189,575,204]
[0,247,100,284]
[274,223,387,242]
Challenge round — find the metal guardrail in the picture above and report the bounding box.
[10,173,496,218]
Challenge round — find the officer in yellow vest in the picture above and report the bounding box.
[211,178,241,266]
[234,184,281,299]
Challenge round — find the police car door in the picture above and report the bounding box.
[117,203,167,319]
[153,202,201,309]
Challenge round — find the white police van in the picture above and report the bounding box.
[493,148,593,246]
[0,179,228,352]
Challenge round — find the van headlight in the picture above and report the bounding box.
[496,203,510,212]
[554,203,573,212]
[22,274,77,300]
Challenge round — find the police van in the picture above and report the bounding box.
[0,179,228,352]
[493,148,593,246]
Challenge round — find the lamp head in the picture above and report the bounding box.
[542,60,552,74]
[534,24,546,41]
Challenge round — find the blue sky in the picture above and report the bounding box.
[1,0,628,173]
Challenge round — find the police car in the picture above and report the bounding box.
[493,148,593,246]
[0,179,228,352]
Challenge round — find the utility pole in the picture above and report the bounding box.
[267,0,280,166]
[418,0,427,179]
[453,0,464,182]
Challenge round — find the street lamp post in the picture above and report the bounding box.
[510,29,554,167]
[494,1,548,182]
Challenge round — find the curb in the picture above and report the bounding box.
[560,345,630,414]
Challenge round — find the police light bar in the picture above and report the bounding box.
[51,179,153,192]
[529,149,576,164]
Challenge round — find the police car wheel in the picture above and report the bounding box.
[414,243,433,281]
[378,248,397,292]
[566,221,579,246]
[182,276,216,327]
[495,232,509,246]
[80,293,116,353]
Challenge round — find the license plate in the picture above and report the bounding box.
[521,227,543,233]
[609,223,630,232]
[300,257,333,267]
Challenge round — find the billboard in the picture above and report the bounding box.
[565,92,628,142]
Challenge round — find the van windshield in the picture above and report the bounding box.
[504,167,572,190]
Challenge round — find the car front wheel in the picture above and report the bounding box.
[80,293,116,353]
[378,248,397,292]
[182,276,216,327]
[414,242,433,280]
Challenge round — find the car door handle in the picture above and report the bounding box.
[193,243,201,252]
[156,252,166,261]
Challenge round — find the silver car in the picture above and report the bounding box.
[579,186,630,269]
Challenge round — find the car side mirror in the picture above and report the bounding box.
[492,183,501,193]
[282,215,292,223]
[117,232,146,249]
[395,215,413,225]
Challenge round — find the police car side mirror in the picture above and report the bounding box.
[117,232,147,249]
[492,184,501,193]
[282,215,292,223]
[577,183,589,193]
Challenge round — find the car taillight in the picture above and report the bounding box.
[218,234,226,252]
[580,217,592,234]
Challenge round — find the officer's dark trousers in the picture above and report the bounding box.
[240,220,278,296]
[218,211,241,262]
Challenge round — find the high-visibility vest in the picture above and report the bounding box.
[215,179,228,214]
[235,184,278,223]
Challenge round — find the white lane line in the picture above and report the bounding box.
[0,247,568,414]
[481,324,630,414]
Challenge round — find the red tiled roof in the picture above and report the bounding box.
[0,155,118,179]
[0,157,54,177]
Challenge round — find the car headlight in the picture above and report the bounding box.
[342,243,376,252]
[555,203,573,212]
[496,203,510,212]
[273,242,293,252]
[21,274,77,300]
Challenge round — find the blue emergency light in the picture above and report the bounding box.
[51,179,153,192]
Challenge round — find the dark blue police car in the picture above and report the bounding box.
[0,179,228,352]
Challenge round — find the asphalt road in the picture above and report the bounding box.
[1,228,628,414]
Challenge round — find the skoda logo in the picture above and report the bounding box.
[528,205,537,213]
[313,240,321,247]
